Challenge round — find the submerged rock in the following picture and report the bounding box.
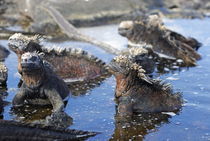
[1,0,210,35]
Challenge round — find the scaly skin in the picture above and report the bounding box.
[8,33,110,84]
[109,55,183,117]
[0,119,98,141]
[0,62,8,85]
[118,15,202,66]
[12,52,69,113]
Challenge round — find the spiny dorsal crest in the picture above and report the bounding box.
[9,33,41,44]
[9,33,42,51]
[147,15,163,27]
[134,15,164,30]
[121,46,149,57]
[113,55,151,84]
[43,45,107,68]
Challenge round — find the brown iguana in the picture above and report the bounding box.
[109,54,183,117]
[118,15,202,66]
[8,33,110,85]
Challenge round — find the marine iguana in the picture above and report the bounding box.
[0,119,98,141]
[8,33,110,84]
[119,46,155,74]
[0,62,7,85]
[12,52,69,113]
[118,15,202,66]
[109,55,183,116]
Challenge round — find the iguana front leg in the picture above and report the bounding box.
[12,88,28,107]
[117,96,134,117]
[45,89,65,113]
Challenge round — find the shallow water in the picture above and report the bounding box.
[0,18,210,141]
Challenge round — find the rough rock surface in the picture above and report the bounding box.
[1,0,210,34]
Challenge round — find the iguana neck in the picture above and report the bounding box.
[115,73,137,98]
[22,69,45,89]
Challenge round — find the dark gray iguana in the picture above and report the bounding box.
[12,52,69,113]
[118,15,202,66]
[12,51,74,128]
[0,119,98,141]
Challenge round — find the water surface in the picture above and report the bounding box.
[1,18,210,141]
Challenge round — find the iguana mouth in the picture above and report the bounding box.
[118,28,130,37]
[21,63,42,73]
[118,21,133,37]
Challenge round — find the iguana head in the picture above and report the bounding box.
[8,33,42,54]
[110,55,151,83]
[118,15,163,39]
[118,21,134,38]
[109,54,152,97]
[21,52,46,88]
[21,52,44,74]
[119,47,155,74]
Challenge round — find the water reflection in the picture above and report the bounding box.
[68,75,111,96]
[10,104,73,128]
[110,111,173,141]
[0,19,210,140]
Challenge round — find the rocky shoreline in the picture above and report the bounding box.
[1,0,210,35]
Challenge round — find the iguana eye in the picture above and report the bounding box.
[30,56,37,62]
